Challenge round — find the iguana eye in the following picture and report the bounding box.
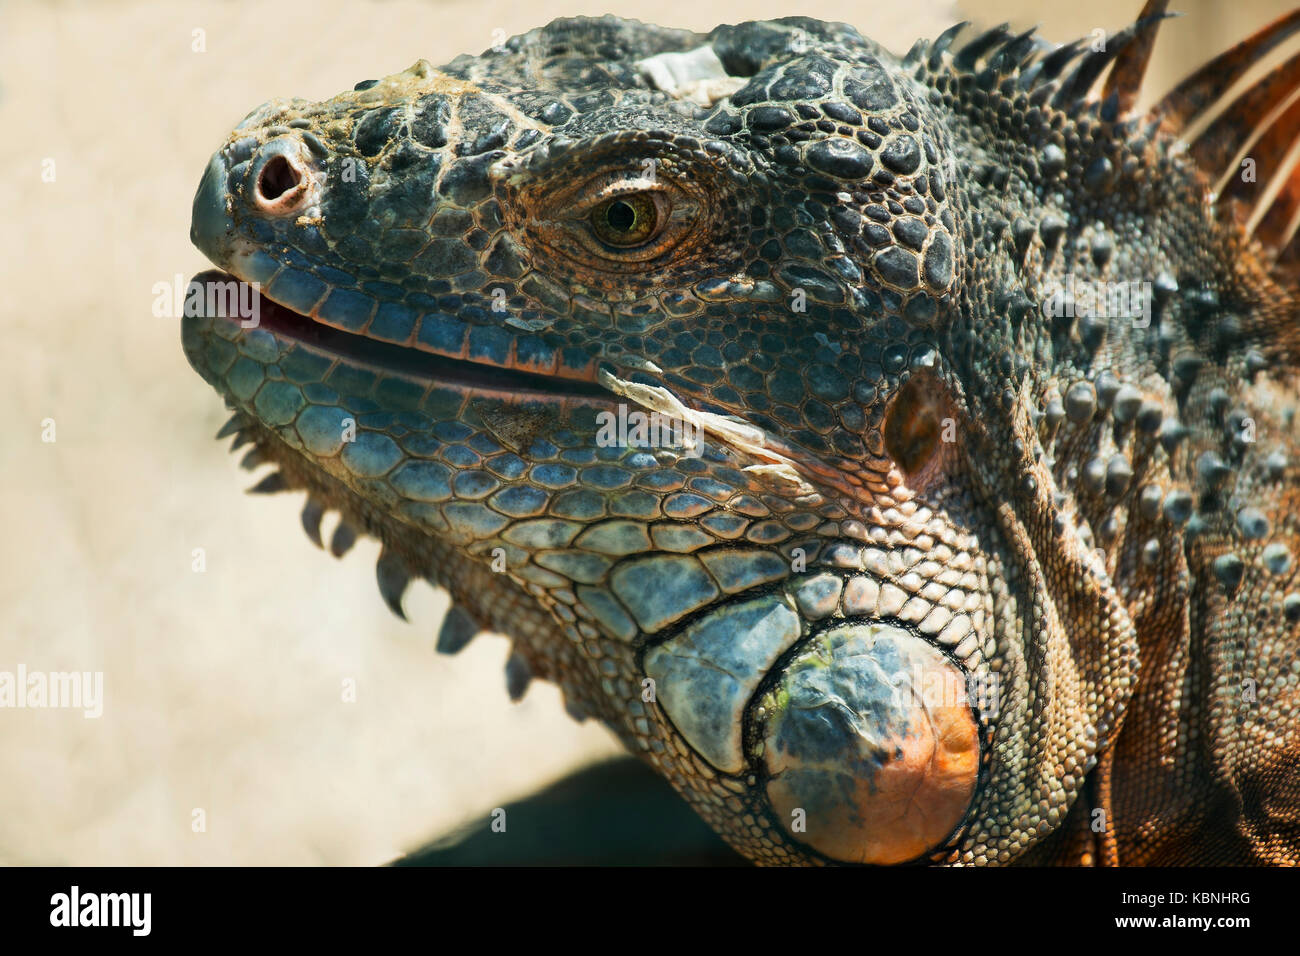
[590,194,661,247]
[502,145,729,274]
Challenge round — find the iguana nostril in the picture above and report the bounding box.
[257,154,302,203]
[759,622,979,865]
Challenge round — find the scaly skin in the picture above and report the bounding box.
[183,6,1300,865]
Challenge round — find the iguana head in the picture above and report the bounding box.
[184,8,1300,864]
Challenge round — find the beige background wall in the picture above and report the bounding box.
[0,0,1290,864]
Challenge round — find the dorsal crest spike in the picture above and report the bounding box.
[1102,0,1172,115]
[927,21,969,70]
[1054,11,1177,110]
[954,23,1011,71]
[1037,39,1085,83]
[992,27,1041,74]
[1149,8,1300,133]
[1189,48,1300,185]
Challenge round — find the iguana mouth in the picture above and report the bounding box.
[187,268,617,403]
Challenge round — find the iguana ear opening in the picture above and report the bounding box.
[882,370,959,492]
[884,373,943,475]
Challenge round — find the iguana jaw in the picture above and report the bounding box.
[186,268,617,404]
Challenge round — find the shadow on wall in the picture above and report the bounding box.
[395,758,745,866]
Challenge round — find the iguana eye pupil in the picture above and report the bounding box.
[591,193,658,246]
[606,200,636,231]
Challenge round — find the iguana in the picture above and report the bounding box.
[183,2,1300,865]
